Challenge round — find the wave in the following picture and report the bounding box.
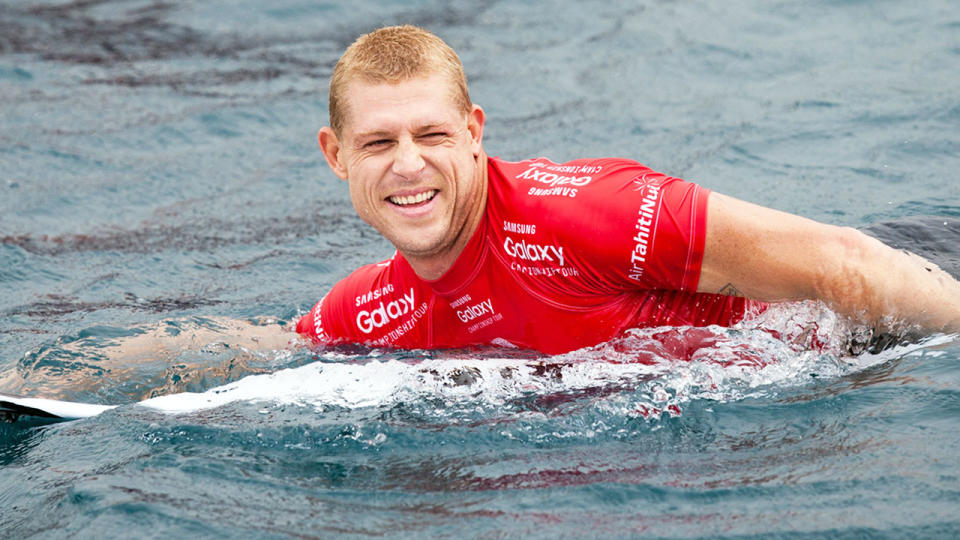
[137,313,954,421]
[3,301,954,426]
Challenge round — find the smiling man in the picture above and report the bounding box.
[295,25,960,354]
[319,71,486,281]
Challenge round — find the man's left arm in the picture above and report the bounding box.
[698,192,960,333]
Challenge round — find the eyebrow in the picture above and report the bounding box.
[353,130,393,141]
[413,123,448,133]
[353,123,451,141]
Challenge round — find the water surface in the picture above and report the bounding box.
[1,1,959,537]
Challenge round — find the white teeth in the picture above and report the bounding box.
[389,190,436,206]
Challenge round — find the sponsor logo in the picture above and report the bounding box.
[449,294,472,309]
[627,182,662,281]
[546,163,603,175]
[510,262,580,278]
[503,237,565,267]
[313,293,328,340]
[516,165,593,188]
[457,298,494,323]
[355,283,395,307]
[356,288,416,334]
[632,172,661,191]
[503,221,536,235]
[451,296,504,334]
[523,161,603,175]
[468,312,503,334]
[527,186,578,198]
[377,302,428,345]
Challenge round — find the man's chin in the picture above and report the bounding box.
[393,241,445,260]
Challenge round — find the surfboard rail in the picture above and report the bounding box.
[0,395,115,422]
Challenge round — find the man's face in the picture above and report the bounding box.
[320,73,485,272]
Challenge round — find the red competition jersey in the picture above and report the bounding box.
[296,157,760,354]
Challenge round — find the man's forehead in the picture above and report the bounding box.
[339,74,463,135]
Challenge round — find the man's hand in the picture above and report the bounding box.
[698,193,960,333]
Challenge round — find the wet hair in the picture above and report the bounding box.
[329,25,472,135]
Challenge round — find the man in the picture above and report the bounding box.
[295,25,960,354]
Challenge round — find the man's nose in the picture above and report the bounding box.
[391,137,425,179]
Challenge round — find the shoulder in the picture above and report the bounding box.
[487,155,697,228]
[331,260,397,305]
[487,156,680,203]
[483,155,711,292]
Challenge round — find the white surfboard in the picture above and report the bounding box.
[0,357,635,423]
[4,331,938,425]
[0,394,116,422]
[1,353,675,423]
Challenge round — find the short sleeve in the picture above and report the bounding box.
[296,270,364,345]
[548,160,710,293]
[617,171,709,291]
[296,260,431,348]
[296,292,335,344]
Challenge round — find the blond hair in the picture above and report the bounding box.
[329,25,472,135]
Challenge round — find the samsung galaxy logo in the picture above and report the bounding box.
[516,166,592,188]
[456,298,494,323]
[450,294,472,308]
[355,284,395,307]
[503,237,565,266]
[503,221,536,235]
[356,288,415,334]
[527,186,578,198]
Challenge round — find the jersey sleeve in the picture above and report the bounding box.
[555,159,710,293]
[296,285,348,345]
[294,263,383,345]
[295,260,431,348]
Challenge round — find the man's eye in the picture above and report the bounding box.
[421,132,447,140]
[364,139,391,148]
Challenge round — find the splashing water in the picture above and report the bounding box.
[50,301,940,431]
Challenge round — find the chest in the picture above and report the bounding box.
[424,241,635,354]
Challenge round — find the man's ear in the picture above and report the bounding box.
[318,127,349,180]
[467,104,485,158]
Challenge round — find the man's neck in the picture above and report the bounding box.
[403,152,489,281]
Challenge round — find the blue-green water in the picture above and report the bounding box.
[2,0,959,537]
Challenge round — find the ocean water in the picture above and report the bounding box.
[1,0,959,537]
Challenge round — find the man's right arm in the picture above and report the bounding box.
[698,192,960,333]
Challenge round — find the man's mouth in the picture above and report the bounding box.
[388,189,438,207]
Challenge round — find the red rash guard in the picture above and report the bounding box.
[296,157,760,354]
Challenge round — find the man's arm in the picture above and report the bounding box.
[97,317,298,360]
[0,318,299,401]
[698,193,960,333]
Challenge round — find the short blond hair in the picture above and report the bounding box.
[329,25,472,135]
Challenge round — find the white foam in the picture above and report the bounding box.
[9,312,953,421]
[133,328,955,417]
